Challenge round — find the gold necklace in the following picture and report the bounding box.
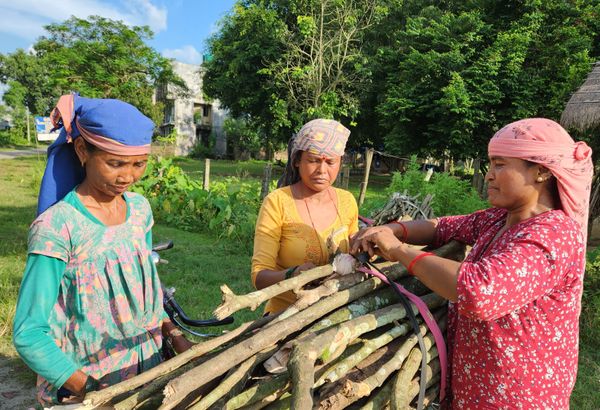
[302,188,342,262]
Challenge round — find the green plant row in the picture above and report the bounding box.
[131,157,262,252]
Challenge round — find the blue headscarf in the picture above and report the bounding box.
[37,93,155,215]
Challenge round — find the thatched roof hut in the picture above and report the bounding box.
[560,61,600,131]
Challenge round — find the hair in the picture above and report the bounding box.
[82,138,99,153]
[277,137,303,188]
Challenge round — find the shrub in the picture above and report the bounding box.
[582,249,600,343]
[132,157,261,252]
[387,155,488,217]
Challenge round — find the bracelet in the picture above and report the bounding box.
[284,266,298,280]
[407,252,434,276]
[167,328,184,338]
[390,220,408,242]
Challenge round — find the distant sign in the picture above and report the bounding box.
[35,116,60,142]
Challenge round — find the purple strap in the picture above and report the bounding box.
[357,266,447,403]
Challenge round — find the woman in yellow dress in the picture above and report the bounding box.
[251,119,359,314]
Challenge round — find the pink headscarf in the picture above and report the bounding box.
[292,119,350,157]
[488,118,594,238]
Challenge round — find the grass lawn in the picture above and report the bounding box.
[1,155,599,408]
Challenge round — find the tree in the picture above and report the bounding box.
[372,0,600,158]
[0,15,187,126]
[0,49,53,115]
[203,2,290,148]
[203,0,382,148]
[271,0,380,123]
[1,80,33,143]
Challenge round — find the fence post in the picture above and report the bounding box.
[203,159,211,191]
[358,149,374,207]
[260,163,272,200]
[342,166,350,190]
[472,158,484,197]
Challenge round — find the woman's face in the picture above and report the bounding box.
[485,156,543,210]
[296,151,342,192]
[75,138,148,197]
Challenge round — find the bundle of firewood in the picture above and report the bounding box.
[77,242,464,410]
[369,192,434,226]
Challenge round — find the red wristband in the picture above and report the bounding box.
[407,252,434,276]
[390,220,408,242]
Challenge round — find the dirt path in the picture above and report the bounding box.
[0,148,46,160]
[0,356,36,410]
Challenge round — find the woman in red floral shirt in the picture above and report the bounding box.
[351,118,593,409]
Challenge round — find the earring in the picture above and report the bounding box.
[536,176,543,182]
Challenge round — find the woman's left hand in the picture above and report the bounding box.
[350,225,404,261]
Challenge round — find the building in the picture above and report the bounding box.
[155,60,228,156]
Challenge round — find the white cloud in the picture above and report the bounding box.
[162,45,203,65]
[0,0,167,43]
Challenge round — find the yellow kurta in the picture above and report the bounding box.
[251,186,359,314]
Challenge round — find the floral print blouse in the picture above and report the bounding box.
[434,208,585,409]
[13,190,164,406]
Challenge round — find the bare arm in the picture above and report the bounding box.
[350,220,460,302]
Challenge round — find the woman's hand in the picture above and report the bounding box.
[170,333,196,354]
[292,262,316,277]
[350,225,405,261]
[162,318,195,354]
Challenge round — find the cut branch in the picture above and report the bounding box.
[189,346,278,410]
[160,270,387,409]
[83,315,274,407]
[289,295,445,409]
[213,265,335,319]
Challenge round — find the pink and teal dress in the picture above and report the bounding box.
[13,189,165,406]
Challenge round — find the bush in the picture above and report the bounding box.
[131,157,261,252]
[387,156,488,217]
[582,249,600,343]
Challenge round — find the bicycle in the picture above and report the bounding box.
[152,241,234,341]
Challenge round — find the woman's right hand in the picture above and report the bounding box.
[292,262,316,277]
[350,225,404,261]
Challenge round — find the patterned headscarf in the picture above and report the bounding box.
[292,119,350,157]
[488,118,593,237]
[278,119,351,187]
[37,93,155,215]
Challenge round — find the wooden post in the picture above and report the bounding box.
[342,166,350,190]
[472,158,484,197]
[260,163,272,200]
[26,109,31,143]
[358,149,374,207]
[203,159,211,191]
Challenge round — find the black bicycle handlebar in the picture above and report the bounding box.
[153,240,235,335]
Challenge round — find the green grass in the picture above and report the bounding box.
[1,156,598,408]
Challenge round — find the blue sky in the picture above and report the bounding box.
[0,0,237,64]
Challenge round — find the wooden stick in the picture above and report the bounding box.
[160,273,389,409]
[390,346,439,409]
[113,361,198,410]
[288,297,444,409]
[213,265,335,319]
[83,316,274,407]
[189,346,279,410]
[318,319,445,410]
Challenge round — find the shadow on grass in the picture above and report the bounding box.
[0,352,37,409]
[0,205,35,258]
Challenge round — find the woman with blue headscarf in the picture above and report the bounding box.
[13,93,192,406]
